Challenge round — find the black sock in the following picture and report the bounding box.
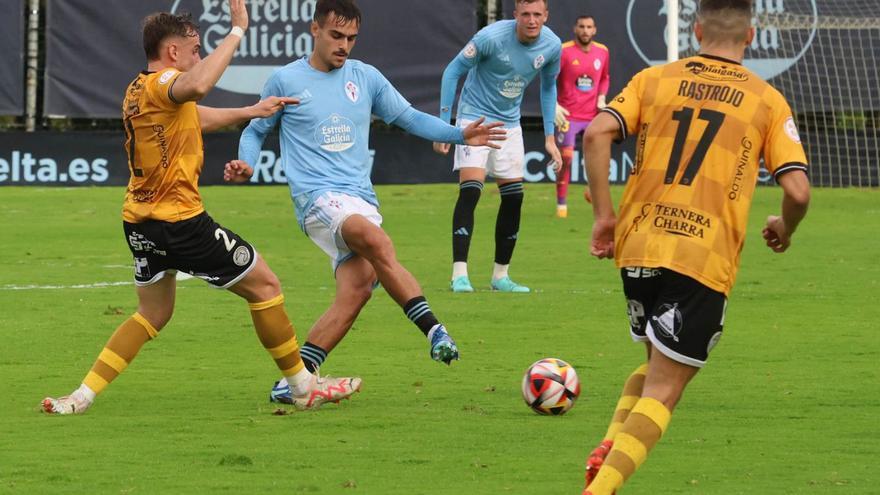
[299,342,328,373]
[495,181,524,265]
[452,180,483,263]
[403,296,440,336]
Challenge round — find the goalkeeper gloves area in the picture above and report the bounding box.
[555,104,570,128]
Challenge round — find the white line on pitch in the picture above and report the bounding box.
[0,281,134,291]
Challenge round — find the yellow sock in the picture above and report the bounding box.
[248,294,305,377]
[82,313,157,395]
[587,397,672,495]
[603,363,648,441]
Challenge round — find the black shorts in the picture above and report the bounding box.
[123,212,257,289]
[621,267,727,368]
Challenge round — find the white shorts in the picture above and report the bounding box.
[303,192,383,272]
[453,119,525,179]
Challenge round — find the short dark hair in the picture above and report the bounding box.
[142,12,199,61]
[314,0,362,27]
[698,0,753,43]
[575,15,595,24]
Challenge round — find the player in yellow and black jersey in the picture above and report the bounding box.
[42,0,360,415]
[580,1,810,493]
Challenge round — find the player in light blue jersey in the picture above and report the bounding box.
[224,0,506,402]
[433,0,562,294]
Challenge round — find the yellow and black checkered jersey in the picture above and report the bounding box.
[121,69,204,223]
[603,54,808,295]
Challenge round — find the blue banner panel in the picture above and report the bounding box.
[44,0,475,118]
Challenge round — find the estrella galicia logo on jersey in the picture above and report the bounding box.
[626,0,817,80]
[315,114,356,152]
[345,81,359,103]
[652,303,683,342]
[577,75,594,92]
[533,54,545,70]
[499,75,526,99]
[463,42,477,59]
[684,61,749,82]
[170,0,316,95]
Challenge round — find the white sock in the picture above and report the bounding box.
[492,263,509,281]
[75,384,96,403]
[287,368,314,397]
[452,262,468,279]
[427,323,443,341]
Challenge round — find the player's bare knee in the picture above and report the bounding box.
[137,306,173,331]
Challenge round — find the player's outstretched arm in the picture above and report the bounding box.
[223,160,253,184]
[171,0,247,103]
[461,117,506,148]
[763,170,810,253]
[197,97,298,132]
[583,112,621,259]
[392,108,505,149]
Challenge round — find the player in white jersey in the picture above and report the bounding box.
[434,0,562,294]
[224,0,506,402]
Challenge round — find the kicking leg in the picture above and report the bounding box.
[231,257,361,409]
[342,215,459,364]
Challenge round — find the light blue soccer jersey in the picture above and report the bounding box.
[440,20,561,135]
[239,58,413,227]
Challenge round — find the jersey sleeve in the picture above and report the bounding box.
[762,92,808,180]
[602,68,646,140]
[146,69,184,108]
[598,49,611,95]
[368,65,412,124]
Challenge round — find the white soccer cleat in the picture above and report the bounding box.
[41,392,92,415]
[292,375,362,411]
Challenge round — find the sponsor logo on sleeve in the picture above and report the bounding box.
[463,42,477,59]
[159,70,177,85]
[784,117,802,143]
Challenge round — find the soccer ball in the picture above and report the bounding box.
[522,358,581,415]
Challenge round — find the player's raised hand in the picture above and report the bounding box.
[762,215,792,253]
[229,0,248,31]
[433,142,451,155]
[462,117,507,149]
[251,96,299,118]
[590,215,616,259]
[224,160,254,183]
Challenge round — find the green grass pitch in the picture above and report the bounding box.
[0,184,877,494]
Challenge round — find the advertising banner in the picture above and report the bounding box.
[44,0,475,118]
[0,130,647,187]
[0,0,25,115]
